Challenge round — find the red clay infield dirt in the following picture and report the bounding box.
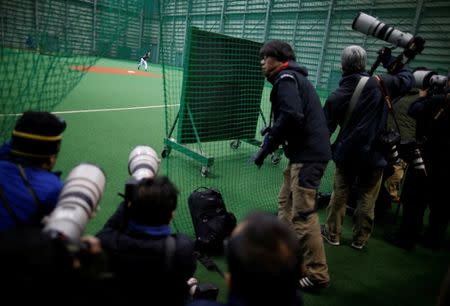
[71,65,161,77]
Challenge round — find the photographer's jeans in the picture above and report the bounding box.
[325,166,383,245]
[278,162,329,285]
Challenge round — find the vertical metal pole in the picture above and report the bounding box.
[203,1,208,29]
[219,0,227,34]
[182,0,193,67]
[92,0,97,52]
[64,0,68,54]
[139,8,144,51]
[35,0,39,31]
[291,0,302,49]
[315,0,335,88]
[263,0,273,42]
[362,0,375,49]
[412,0,424,35]
[242,0,248,38]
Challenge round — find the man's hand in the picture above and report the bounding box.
[250,149,268,168]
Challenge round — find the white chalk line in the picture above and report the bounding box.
[0,104,179,116]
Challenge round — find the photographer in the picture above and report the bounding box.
[0,111,66,231]
[390,73,450,250]
[96,176,197,305]
[189,212,303,306]
[253,40,331,290]
[321,45,413,250]
[0,227,111,305]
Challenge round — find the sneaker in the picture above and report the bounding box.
[138,66,140,70]
[351,241,365,250]
[299,276,329,291]
[321,225,340,246]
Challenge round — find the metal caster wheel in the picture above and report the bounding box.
[230,140,241,149]
[201,166,209,177]
[271,153,281,165]
[161,146,172,158]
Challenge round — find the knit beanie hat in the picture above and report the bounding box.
[11,111,66,158]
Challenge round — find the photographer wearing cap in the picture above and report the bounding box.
[252,40,331,290]
[96,176,197,305]
[321,45,413,250]
[392,72,450,250]
[0,111,66,231]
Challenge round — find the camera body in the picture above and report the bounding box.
[378,129,401,165]
[43,163,106,243]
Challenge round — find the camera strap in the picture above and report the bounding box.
[0,184,22,225]
[164,235,176,272]
[17,164,44,209]
[341,76,369,130]
[194,251,225,279]
[374,75,402,134]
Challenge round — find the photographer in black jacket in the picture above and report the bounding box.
[252,40,331,290]
[96,176,197,305]
[321,45,413,250]
[390,73,450,250]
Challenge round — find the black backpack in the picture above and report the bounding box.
[188,187,236,255]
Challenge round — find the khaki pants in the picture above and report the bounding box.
[325,166,383,244]
[278,163,329,285]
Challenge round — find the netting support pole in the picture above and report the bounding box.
[242,0,248,38]
[219,0,227,34]
[291,0,302,49]
[138,9,144,51]
[315,0,335,88]
[412,0,424,35]
[34,0,38,30]
[182,0,193,67]
[263,0,273,42]
[92,0,97,52]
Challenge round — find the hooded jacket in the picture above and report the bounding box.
[265,61,331,163]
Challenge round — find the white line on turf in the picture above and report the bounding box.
[0,104,179,116]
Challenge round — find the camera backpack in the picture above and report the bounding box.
[188,187,236,255]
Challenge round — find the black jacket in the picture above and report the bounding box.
[96,203,197,305]
[323,68,413,169]
[266,61,331,163]
[408,89,450,168]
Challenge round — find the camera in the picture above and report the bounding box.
[352,12,425,61]
[413,69,448,95]
[123,145,161,201]
[378,129,401,165]
[411,147,427,175]
[188,278,219,301]
[43,163,106,242]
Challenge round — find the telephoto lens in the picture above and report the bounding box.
[412,148,427,175]
[387,144,401,166]
[43,163,106,242]
[352,12,414,48]
[128,145,160,180]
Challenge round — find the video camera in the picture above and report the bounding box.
[413,69,448,95]
[352,12,425,75]
[43,163,106,245]
[122,145,160,202]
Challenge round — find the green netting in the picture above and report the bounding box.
[159,0,449,236]
[0,0,151,141]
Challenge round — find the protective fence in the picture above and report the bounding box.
[159,0,450,235]
[0,0,158,142]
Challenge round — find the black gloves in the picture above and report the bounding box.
[251,133,273,168]
[377,47,403,74]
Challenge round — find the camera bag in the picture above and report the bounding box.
[188,187,236,255]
